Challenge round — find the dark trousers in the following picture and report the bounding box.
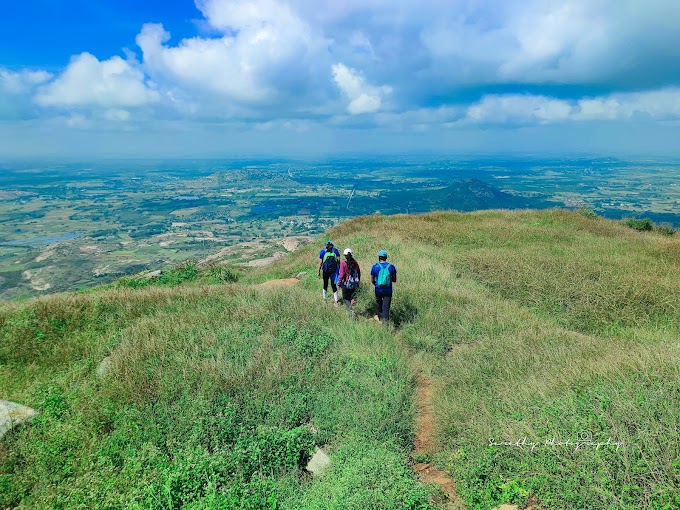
[342,287,356,303]
[375,294,392,322]
[323,272,337,292]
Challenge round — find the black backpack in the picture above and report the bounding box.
[322,251,338,273]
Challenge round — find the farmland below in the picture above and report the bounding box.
[1,156,679,300]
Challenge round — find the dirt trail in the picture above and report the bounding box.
[258,278,299,288]
[413,375,459,506]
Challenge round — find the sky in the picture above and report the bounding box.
[1,0,680,158]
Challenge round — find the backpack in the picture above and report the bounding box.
[376,263,392,287]
[322,250,338,274]
[345,261,360,289]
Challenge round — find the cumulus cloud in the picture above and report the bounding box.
[137,0,324,109]
[466,95,574,124]
[464,88,680,125]
[332,63,391,114]
[307,0,680,94]
[0,69,52,119]
[575,88,680,121]
[1,69,52,95]
[35,53,158,109]
[3,0,680,147]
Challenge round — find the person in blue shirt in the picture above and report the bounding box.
[317,240,341,304]
[370,250,397,323]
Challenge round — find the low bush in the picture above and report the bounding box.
[655,225,675,236]
[625,218,653,231]
[577,208,598,219]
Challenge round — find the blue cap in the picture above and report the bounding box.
[378,250,388,258]
[326,240,333,246]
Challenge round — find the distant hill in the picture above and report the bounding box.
[1,209,678,509]
[384,178,550,213]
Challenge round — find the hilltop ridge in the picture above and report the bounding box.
[1,209,679,509]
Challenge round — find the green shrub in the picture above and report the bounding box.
[655,225,675,236]
[116,260,201,289]
[205,263,240,283]
[625,218,653,231]
[577,208,598,219]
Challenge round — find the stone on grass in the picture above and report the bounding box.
[295,272,307,280]
[97,356,112,377]
[0,401,38,440]
[306,447,330,477]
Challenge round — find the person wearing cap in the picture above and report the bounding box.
[317,240,341,304]
[338,248,361,312]
[370,250,397,323]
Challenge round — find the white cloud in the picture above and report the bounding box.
[0,68,53,119]
[1,69,52,95]
[332,63,391,114]
[498,1,615,82]
[4,0,680,155]
[137,0,324,107]
[575,88,680,121]
[464,88,680,125]
[466,95,573,124]
[103,109,132,122]
[35,53,158,109]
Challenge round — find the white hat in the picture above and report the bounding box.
[343,248,352,255]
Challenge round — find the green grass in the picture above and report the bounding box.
[254,209,680,509]
[1,284,431,508]
[1,209,679,509]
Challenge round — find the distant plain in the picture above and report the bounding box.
[1,156,678,300]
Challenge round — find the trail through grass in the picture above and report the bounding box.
[2,209,679,509]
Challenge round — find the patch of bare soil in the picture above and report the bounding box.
[258,278,299,288]
[35,249,56,262]
[280,235,313,251]
[200,241,272,265]
[22,269,52,291]
[413,375,459,506]
[246,252,286,267]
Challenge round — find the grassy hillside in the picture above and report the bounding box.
[1,209,679,509]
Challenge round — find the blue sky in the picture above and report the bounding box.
[1,0,680,158]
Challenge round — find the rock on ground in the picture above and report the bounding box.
[0,401,38,440]
[97,356,112,377]
[306,447,331,477]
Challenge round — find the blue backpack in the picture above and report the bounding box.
[377,263,392,287]
[345,261,360,289]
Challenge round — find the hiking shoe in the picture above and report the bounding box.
[373,315,380,321]
[334,300,341,306]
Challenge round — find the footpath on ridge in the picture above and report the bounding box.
[412,375,459,506]
[257,275,461,505]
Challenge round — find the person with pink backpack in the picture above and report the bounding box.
[338,248,361,312]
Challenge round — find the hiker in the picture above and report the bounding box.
[370,250,397,323]
[317,240,341,304]
[338,248,361,311]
